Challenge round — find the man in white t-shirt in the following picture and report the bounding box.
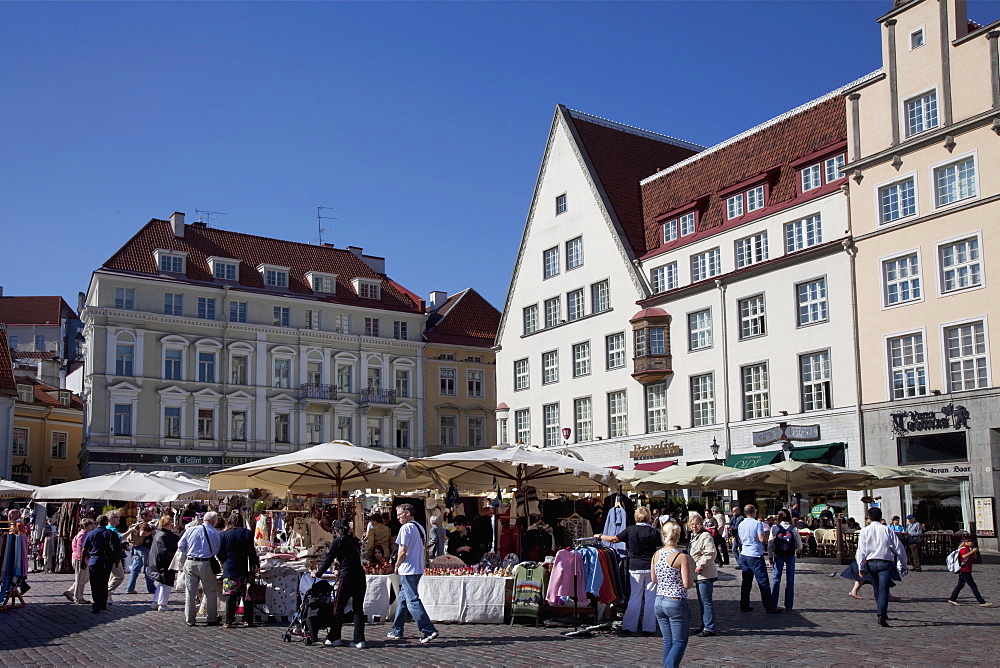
[387,504,439,643]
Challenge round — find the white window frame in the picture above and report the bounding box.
[271,348,295,389]
[514,409,530,445]
[679,212,695,236]
[726,193,744,220]
[800,350,832,412]
[876,173,919,226]
[306,413,324,445]
[12,427,28,456]
[691,373,715,427]
[746,185,765,212]
[884,328,928,401]
[784,214,823,253]
[154,249,188,274]
[514,358,529,391]
[573,397,592,444]
[796,277,829,327]
[196,340,220,383]
[566,236,583,271]
[164,293,183,316]
[393,320,408,340]
[228,342,253,386]
[544,297,561,328]
[197,297,216,320]
[468,416,485,449]
[941,317,991,393]
[396,419,411,449]
[273,306,290,327]
[555,193,567,215]
[572,341,591,378]
[467,369,484,398]
[741,362,770,420]
[606,332,626,370]
[909,26,925,50]
[305,270,337,294]
[543,246,560,279]
[542,350,559,385]
[305,309,321,331]
[691,248,721,282]
[801,163,823,192]
[663,218,678,243]
[646,382,667,433]
[208,257,240,281]
[881,249,924,309]
[229,300,248,323]
[936,231,984,296]
[273,412,291,444]
[439,367,457,396]
[230,408,249,442]
[163,345,185,381]
[162,404,184,440]
[904,88,939,138]
[931,152,978,210]
[567,288,585,321]
[354,279,381,300]
[197,407,215,441]
[738,294,767,340]
[50,431,68,459]
[543,403,560,447]
[114,287,135,310]
[688,308,713,351]
[608,390,628,438]
[363,317,380,337]
[258,263,290,288]
[824,154,846,184]
[523,304,539,335]
[591,280,610,313]
[735,232,768,269]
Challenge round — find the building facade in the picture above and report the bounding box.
[0,294,84,387]
[422,289,501,455]
[846,0,1000,546]
[0,326,17,480]
[81,213,429,476]
[10,376,83,485]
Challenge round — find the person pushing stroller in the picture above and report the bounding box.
[311,519,367,649]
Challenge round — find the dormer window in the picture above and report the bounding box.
[17,384,33,403]
[662,211,695,243]
[802,154,846,192]
[353,279,380,300]
[207,257,240,281]
[726,194,744,219]
[726,185,766,220]
[306,271,338,294]
[153,249,188,274]
[257,264,290,288]
[59,391,71,407]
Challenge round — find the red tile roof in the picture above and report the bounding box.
[101,220,424,314]
[640,95,848,256]
[424,288,501,348]
[567,109,702,257]
[0,327,15,395]
[0,296,77,325]
[13,376,83,410]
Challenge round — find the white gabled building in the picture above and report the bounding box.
[634,82,873,516]
[494,106,702,466]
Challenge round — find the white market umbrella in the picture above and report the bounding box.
[207,441,434,499]
[0,479,40,499]
[407,443,616,494]
[858,465,952,488]
[708,460,873,502]
[32,470,210,503]
[612,468,655,491]
[632,463,739,492]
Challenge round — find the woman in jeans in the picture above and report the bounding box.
[686,513,718,637]
[651,522,693,668]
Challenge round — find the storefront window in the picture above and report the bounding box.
[897,432,967,464]
[905,478,969,531]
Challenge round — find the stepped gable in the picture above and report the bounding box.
[102,220,424,314]
[640,96,847,253]
[424,288,501,347]
[567,110,702,256]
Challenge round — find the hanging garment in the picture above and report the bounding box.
[595,548,618,604]
[602,508,628,555]
[545,549,586,605]
[560,517,593,544]
[511,561,548,619]
[579,546,604,597]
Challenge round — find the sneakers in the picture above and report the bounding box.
[324,639,344,647]
[980,602,993,607]
[150,603,159,610]
[948,600,962,606]
[385,632,403,640]
[158,605,172,612]
[419,631,440,644]
[353,642,367,649]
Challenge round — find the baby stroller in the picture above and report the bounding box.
[283,579,335,644]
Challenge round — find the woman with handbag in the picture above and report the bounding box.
[148,514,181,611]
[217,512,260,628]
[651,522,694,668]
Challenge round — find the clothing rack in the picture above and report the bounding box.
[562,538,622,638]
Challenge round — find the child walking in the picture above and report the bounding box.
[948,536,992,607]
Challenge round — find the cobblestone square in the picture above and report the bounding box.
[2,559,997,667]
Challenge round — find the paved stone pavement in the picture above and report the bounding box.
[2,559,998,667]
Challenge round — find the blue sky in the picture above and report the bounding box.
[3,1,997,312]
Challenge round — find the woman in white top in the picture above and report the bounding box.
[651,522,693,668]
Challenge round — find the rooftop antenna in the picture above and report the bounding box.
[195,209,227,227]
[316,206,337,245]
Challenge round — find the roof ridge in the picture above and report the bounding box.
[640,71,882,186]
[566,108,706,152]
[433,288,471,321]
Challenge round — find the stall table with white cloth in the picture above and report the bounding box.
[360,574,513,624]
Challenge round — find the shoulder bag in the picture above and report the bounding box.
[202,525,222,576]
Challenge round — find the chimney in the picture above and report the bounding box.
[170,212,185,237]
[77,292,86,314]
[429,291,448,310]
[0,285,4,297]
[347,246,363,258]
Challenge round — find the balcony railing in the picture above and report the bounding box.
[360,388,397,405]
[299,383,338,400]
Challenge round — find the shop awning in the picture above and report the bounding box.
[634,460,677,472]
[724,450,783,469]
[788,443,846,462]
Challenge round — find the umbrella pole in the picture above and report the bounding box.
[336,463,343,522]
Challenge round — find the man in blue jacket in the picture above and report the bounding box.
[83,514,122,614]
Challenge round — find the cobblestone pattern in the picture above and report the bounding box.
[1,560,998,667]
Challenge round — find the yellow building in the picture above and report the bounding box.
[11,377,84,485]
[845,0,1000,544]
[422,289,500,455]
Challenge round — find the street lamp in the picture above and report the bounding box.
[710,437,720,462]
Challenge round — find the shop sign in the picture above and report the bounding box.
[918,465,972,475]
[12,461,32,474]
[974,497,996,538]
[890,403,971,436]
[222,456,266,466]
[630,439,682,461]
[158,455,217,466]
[752,423,820,446]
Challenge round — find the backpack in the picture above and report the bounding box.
[946,548,963,573]
[773,524,796,559]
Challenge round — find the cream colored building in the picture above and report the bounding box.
[11,377,84,486]
[845,0,1000,545]
[422,289,500,455]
